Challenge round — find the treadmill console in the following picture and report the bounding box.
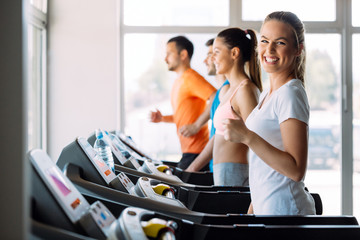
[29,149,116,239]
[29,149,90,223]
[77,137,117,184]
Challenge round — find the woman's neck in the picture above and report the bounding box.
[226,65,248,87]
[268,70,295,95]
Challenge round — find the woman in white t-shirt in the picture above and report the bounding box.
[223,11,316,215]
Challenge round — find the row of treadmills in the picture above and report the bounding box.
[30,130,360,239]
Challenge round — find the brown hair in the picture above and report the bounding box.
[217,28,262,91]
[263,11,306,84]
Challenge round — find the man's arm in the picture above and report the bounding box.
[179,92,216,137]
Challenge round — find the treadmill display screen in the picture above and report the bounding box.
[95,158,106,168]
[29,149,91,223]
[46,166,72,197]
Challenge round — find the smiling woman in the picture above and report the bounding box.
[258,20,304,80]
[222,11,316,215]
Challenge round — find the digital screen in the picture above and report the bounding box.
[29,149,91,223]
[46,166,72,197]
[95,158,106,168]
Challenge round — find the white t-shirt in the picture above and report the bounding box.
[246,79,316,215]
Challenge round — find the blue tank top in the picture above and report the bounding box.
[209,80,229,172]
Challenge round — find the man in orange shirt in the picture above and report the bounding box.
[150,36,216,169]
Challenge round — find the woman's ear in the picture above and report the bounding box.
[231,47,240,59]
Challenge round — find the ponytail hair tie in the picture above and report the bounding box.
[244,29,251,39]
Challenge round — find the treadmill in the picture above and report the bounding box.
[30,149,360,240]
[112,207,360,240]
[56,138,357,227]
[58,137,252,215]
[85,132,323,213]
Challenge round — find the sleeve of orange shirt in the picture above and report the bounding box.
[186,71,216,101]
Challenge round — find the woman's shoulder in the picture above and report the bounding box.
[237,79,261,96]
[239,78,252,87]
[276,79,309,106]
[281,79,305,91]
[276,79,305,97]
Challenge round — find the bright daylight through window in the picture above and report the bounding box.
[27,0,47,151]
[353,34,360,222]
[121,0,357,217]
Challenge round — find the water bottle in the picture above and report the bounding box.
[104,131,131,159]
[94,129,115,172]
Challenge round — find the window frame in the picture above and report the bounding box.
[27,4,47,151]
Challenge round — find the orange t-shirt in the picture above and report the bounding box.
[170,68,216,154]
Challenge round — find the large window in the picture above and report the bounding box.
[305,34,341,215]
[352,0,360,219]
[124,33,215,161]
[353,0,360,27]
[242,0,336,21]
[30,0,47,13]
[27,1,47,151]
[120,0,357,216]
[353,34,360,220]
[124,0,229,26]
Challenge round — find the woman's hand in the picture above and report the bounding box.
[223,118,250,144]
[179,123,200,137]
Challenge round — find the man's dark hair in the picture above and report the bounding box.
[167,36,194,60]
[205,38,214,47]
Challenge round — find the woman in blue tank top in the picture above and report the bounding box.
[186,28,262,187]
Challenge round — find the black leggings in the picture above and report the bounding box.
[177,153,210,171]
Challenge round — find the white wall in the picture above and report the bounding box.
[48,0,119,160]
